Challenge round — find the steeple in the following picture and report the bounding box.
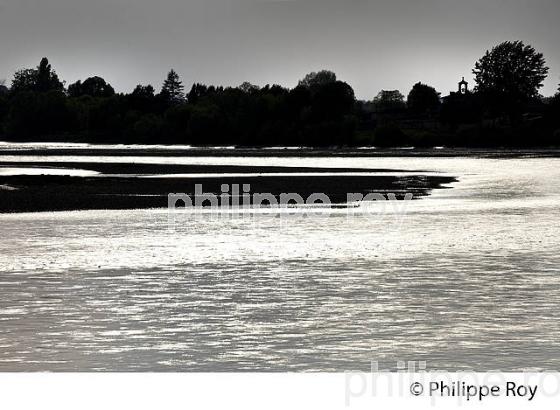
[458,77,469,94]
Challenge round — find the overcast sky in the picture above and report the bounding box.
[1,0,559,99]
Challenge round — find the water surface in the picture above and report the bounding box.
[0,154,559,371]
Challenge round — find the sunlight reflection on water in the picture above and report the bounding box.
[0,155,559,371]
[0,167,99,177]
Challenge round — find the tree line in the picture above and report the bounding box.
[0,40,559,147]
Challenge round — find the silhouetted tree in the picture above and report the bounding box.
[310,81,355,118]
[68,76,115,98]
[307,80,357,145]
[161,69,184,103]
[11,58,63,94]
[473,41,548,119]
[473,41,548,99]
[187,83,209,104]
[298,70,337,89]
[132,84,155,98]
[11,69,39,94]
[126,84,158,114]
[373,90,406,113]
[35,58,64,93]
[262,84,288,96]
[238,82,259,93]
[2,57,559,147]
[407,82,440,114]
[285,85,311,122]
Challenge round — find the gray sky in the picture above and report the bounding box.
[1,0,559,99]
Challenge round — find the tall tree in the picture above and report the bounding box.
[407,82,440,114]
[161,69,184,103]
[11,57,63,94]
[35,57,64,92]
[473,41,548,101]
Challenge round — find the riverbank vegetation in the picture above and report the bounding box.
[0,41,559,147]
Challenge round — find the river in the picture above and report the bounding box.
[0,150,559,371]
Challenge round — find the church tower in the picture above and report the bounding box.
[458,77,469,94]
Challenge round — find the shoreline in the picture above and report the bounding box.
[0,162,430,175]
[1,145,560,158]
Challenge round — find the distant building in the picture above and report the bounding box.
[458,77,469,94]
[443,77,471,102]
